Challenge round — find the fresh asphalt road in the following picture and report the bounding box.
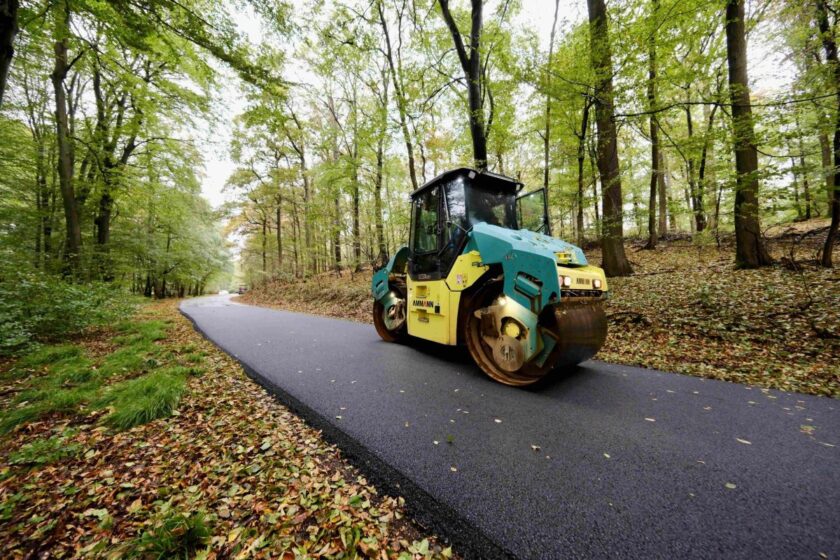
[181,295,840,559]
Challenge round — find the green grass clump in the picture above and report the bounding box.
[17,344,84,368]
[0,407,43,434]
[184,352,204,364]
[1,315,176,434]
[97,344,157,378]
[114,320,170,345]
[97,369,187,430]
[127,505,211,559]
[9,431,81,466]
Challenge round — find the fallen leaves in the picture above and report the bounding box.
[243,232,840,399]
[0,301,452,559]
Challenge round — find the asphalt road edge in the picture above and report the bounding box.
[179,303,514,560]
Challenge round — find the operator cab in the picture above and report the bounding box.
[408,167,549,280]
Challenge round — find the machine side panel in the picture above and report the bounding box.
[406,277,453,345]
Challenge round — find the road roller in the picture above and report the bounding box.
[371,168,608,386]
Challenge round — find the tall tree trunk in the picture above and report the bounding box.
[36,141,49,265]
[800,155,813,221]
[333,188,342,271]
[378,1,419,190]
[793,111,812,220]
[438,0,488,169]
[261,216,267,274]
[816,0,840,267]
[588,139,601,236]
[697,103,718,230]
[791,157,803,219]
[51,0,82,274]
[375,130,387,265]
[684,103,707,232]
[586,0,632,276]
[283,105,313,275]
[658,151,668,235]
[819,131,833,210]
[543,0,560,191]
[645,0,660,249]
[575,99,591,246]
[276,195,283,273]
[351,85,362,271]
[725,0,772,268]
[0,0,17,108]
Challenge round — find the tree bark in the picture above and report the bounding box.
[51,0,82,274]
[586,0,632,276]
[350,84,362,271]
[816,0,840,267]
[697,102,718,230]
[374,66,389,265]
[684,103,707,232]
[438,0,488,170]
[658,150,668,235]
[575,99,591,246]
[284,104,312,275]
[645,0,659,249]
[378,1,419,190]
[261,216,267,273]
[819,131,833,210]
[543,0,560,191]
[725,0,772,268]
[0,0,17,108]
[276,195,283,272]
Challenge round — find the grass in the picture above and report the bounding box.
[0,300,450,559]
[96,368,187,430]
[0,314,189,434]
[126,506,211,559]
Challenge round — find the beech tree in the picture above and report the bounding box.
[815,0,839,267]
[724,0,772,268]
[586,0,633,276]
[0,0,17,107]
[437,0,489,170]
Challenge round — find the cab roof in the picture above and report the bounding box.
[410,167,523,199]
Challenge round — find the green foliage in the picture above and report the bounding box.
[0,260,135,356]
[8,430,81,466]
[0,314,187,433]
[96,368,187,430]
[126,503,211,559]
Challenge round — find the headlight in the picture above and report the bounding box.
[562,276,572,287]
[593,279,602,289]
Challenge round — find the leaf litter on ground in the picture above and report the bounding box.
[0,301,452,559]
[242,225,840,398]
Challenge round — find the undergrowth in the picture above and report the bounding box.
[0,313,204,434]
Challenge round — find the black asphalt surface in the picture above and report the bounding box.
[181,295,840,559]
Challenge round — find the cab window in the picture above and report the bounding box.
[411,187,439,254]
[517,189,549,234]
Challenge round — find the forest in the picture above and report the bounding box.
[217,0,840,283]
[1,1,839,557]
[1,0,838,294]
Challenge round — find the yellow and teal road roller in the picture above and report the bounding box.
[372,168,608,386]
